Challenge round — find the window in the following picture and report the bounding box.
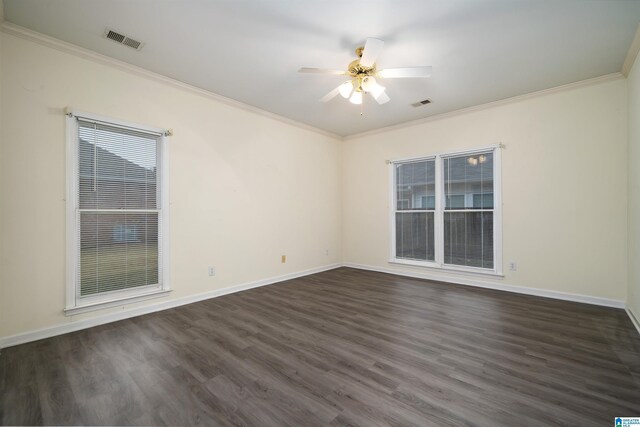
[65,112,170,313]
[391,147,502,274]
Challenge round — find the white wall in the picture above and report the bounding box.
[628,52,640,322]
[342,77,629,302]
[0,32,342,340]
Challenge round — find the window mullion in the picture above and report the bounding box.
[435,155,444,266]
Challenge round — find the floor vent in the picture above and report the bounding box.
[104,29,143,51]
[412,98,432,107]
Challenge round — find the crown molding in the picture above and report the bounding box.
[622,23,640,77]
[343,72,625,141]
[0,22,341,140]
[0,21,631,142]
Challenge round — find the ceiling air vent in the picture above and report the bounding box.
[104,29,143,51]
[411,99,432,107]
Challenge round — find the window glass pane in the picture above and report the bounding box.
[77,119,162,300]
[444,212,493,269]
[446,195,465,209]
[395,212,435,261]
[421,195,435,210]
[444,152,493,210]
[396,160,435,210]
[473,193,494,209]
[79,212,159,296]
[79,123,159,210]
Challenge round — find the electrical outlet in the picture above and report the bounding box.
[281,255,286,263]
[208,266,215,276]
[509,261,517,271]
[325,249,329,256]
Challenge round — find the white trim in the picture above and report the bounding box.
[388,164,396,262]
[0,23,626,141]
[389,154,437,165]
[69,109,167,136]
[160,133,171,296]
[388,146,500,165]
[1,261,630,348]
[435,156,444,265]
[64,289,172,315]
[344,262,626,308]
[65,115,78,310]
[343,73,624,141]
[442,145,502,159]
[65,111,171,313]
[622,23,640,77]
[626,306,640,336]
[0,263,342,349]
[0,22,340,140]
[389,258,504,277]
[493,146,504,275]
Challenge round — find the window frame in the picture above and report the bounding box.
[389,146,503,276]
[65,110,171,315]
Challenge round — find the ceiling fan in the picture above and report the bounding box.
[299,38,432,106]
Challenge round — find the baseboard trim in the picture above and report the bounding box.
[626,306,640,336]
[343,262,626,309]
[0,263,341,349]
[1,262,629,348]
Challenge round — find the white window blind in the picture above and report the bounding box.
[443,152,494,269]
[76,119,163,298]
[394,159,436,261]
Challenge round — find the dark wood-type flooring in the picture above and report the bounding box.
[2,267,640,426]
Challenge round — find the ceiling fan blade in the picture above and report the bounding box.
[373,91,390,105]
[378,66,433,78]
[359,38,384,67]
[320,86,341,102]
[299,67,347,75]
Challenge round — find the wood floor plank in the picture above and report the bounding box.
[1,267,639,426]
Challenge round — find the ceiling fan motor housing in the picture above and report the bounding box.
[348,48,377,92]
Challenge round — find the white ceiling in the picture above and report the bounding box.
[3,0,640,136]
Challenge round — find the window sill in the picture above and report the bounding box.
[389,258,504,278]
[64,289,172,316]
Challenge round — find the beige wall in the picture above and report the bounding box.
[628,52,640,320]
[0,27,635,342]
[342,77,628,301]
[0,32,342,339]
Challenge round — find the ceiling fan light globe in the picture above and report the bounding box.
[349,91,363,105]
[362,76,385,99]
[361,76,377,92]
[338,81,354,98]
